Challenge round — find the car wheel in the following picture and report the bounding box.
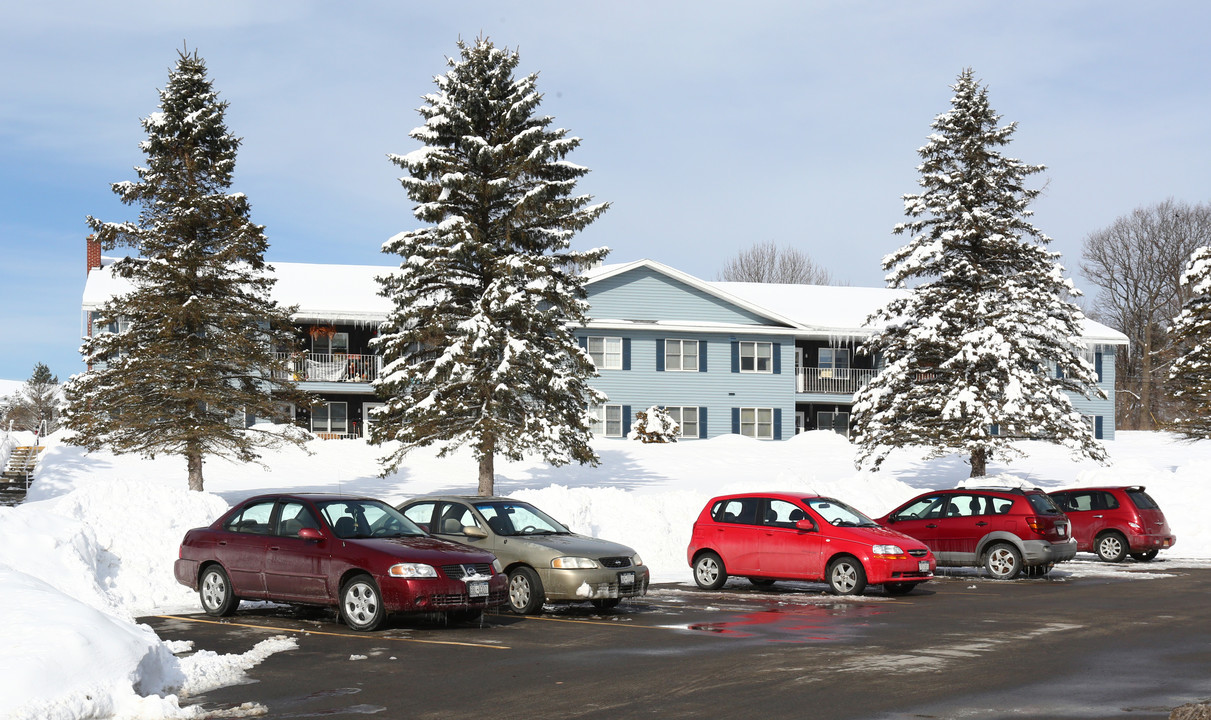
[590,598,621,611]
[984,543,1022,580]
[1130,550,1159,562]
[507,566,545,615]
[1096,532,1128,563]
[883,582,919,596]
[693,552,727,590]
[748,578,777,588]
[827,556,867,596]
[340,574,385,631]
[446,608,484,624]
[198,565,238,617]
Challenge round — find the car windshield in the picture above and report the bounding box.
[1026,492,1063,515]
[806,497,879,528]
[473,501,569,536]
[317,499,426,539]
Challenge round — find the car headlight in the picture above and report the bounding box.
[388,562,438,578]
[632,554,644,567]
[492,559,504,574]
[552,556,599,569]
[872,545,905,556]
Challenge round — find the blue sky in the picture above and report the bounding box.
[3,1,1210,383]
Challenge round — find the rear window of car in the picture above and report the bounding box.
[1126,489,1160,510]
[711,498,760,525]
[1025,492,1062,515]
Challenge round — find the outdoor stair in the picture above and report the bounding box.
[2,445,44,485]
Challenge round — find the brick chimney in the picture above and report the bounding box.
[86,234,101,275]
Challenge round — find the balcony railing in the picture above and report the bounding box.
[274,352,381,384]
[796,367,878,395]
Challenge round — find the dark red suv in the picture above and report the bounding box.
[876,487,1076,580]
[687,492,935,596]
[1047,486,1176,562]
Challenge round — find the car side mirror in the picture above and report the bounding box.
[298,527,323,542]
[885,516,898,524]
[464,526,488,539]
[795,519,816,532]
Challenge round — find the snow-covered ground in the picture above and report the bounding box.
[2,428,1209,718]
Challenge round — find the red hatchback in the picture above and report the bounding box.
[1047,486,1176,562]
[687,492,936,596]
[175,493,508,630]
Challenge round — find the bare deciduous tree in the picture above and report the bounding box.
[718,241,835,284]
[1081,199,1211,430]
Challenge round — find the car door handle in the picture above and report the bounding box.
[269,546,281,551]
[925,524,938,529]
[218,540,227,546]
[1092,515,1103,518]
[976,521,988,527]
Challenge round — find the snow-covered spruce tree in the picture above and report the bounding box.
[4,363,61,434]
[852,69,1105,478]
[1167,246,1211,438]
[62,50,309,492]
[631,407,680,443]
[372,38,609,496]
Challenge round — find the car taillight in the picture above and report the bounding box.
[1025,516,1044,535]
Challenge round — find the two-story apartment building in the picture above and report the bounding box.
[81,244,1127,441]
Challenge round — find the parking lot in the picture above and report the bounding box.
[148,561,1211,720]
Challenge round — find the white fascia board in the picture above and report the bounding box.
[580,319,798,337]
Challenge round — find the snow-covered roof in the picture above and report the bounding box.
[83,261,394,323]
[80,256,1129,345]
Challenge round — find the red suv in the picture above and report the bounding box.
[686,492,936,596]
[876,487,1076,580]
[1047,486,1176,563]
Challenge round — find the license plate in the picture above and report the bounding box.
[467,580,488,598]
[919,561,930,573]
[619,572,635,586]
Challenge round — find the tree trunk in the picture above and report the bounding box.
[477,453,495,497]
[970,447,987,478]
[187,448,204,492]
[1140,321,1155,430]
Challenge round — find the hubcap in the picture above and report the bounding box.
[202,572,226,609]
[989,549,1017,577]
[1100,537,1122,557]
[696,558,719,585]
[344,582,378,625]
[832,563,857,592]
[509,574,531,609]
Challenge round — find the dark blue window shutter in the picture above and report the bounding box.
[656,339,665,371]
[698,407,708,439]
[622,405,632,436]
[1095,416,1104,440]
[1056,363,1064,380]
[622,338,631,371]
[731,341,740,373]
[773,343,781,374]
[577,336,587,350]
[699,340,707,372]
[1095,352,1103,383]
[731,407,740,434]
[774,408,782,440]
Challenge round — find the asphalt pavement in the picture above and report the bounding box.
[145,561,1211,720]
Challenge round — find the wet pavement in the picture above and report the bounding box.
[145,562,1211,719]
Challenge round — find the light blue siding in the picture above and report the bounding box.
[588,267,776,326]
[1067,347,1117,440]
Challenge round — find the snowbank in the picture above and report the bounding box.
[4,427,1211,718]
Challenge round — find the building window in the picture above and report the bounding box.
[817,411,850,437]
[740,407,774,439]
[739,342,773,373]
[587,337,623,370]
[312,401,348,434]
[665,406,699,438]
[819,348,850,379]
[589,404,624,437]
[665,340,699,372]
[313,332,349,356]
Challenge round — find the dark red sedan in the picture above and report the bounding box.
[174,493,508,630]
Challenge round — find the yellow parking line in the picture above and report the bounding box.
[522,615,676,630]
[154,615,510,650]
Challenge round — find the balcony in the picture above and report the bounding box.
[273,352,381,384]
[796,367,877,395]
